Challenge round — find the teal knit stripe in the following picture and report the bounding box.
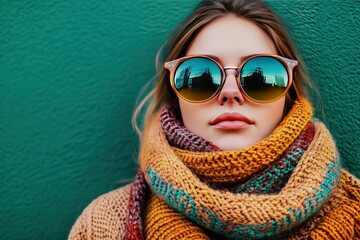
[146,167,199,221]
[234,148,304,193]
[303,157,341,217]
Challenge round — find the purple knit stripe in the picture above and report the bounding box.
[125,170,149,240]
[160,107,219,152]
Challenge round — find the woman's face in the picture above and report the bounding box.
[179,15,286,150]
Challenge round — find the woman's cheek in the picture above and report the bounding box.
[179,100,212,135]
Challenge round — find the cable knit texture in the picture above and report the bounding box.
[68,98,360,240]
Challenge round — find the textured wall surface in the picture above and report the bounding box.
[1,0,359,239]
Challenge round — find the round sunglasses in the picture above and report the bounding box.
[164,54,298,104]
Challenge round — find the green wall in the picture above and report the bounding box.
[1,1,359,239]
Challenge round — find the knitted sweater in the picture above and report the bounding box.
[69,183,133,240]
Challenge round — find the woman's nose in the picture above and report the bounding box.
[217,70,245,105]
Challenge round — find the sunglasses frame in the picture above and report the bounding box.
[164,54,299,104]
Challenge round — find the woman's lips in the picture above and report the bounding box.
[209,113,254,130]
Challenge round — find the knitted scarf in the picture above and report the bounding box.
[125,98,360,240]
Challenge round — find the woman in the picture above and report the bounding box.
[69,0,360,239]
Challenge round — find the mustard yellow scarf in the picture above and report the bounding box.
[137,98,359,239]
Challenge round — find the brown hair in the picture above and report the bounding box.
[132,0,318,138]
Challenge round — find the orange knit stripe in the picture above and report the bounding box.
[144,192,209,240]
[310,202,360,239]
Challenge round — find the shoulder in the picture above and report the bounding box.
[68,183,133,240]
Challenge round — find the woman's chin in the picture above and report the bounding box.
[207,126,275,151]
[209,131,268,151]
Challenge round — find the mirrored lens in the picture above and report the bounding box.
[173,57,222,101]
[240,57,289,101]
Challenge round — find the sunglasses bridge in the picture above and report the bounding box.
[223,66,240,78]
